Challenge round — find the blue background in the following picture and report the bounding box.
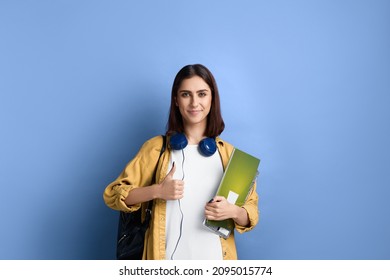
[1,0,389,260]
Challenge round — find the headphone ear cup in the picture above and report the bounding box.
[170,133,188,150]
[199,138,217,157]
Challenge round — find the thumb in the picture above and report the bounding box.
[165,161,176,180]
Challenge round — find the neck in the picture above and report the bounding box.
[184,124,207,145]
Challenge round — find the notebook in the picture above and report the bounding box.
[203,148,260,239]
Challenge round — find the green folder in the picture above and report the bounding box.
[203,148,260,239]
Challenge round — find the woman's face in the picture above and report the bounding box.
[175,75,212,130]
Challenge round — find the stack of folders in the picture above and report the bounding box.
[203,148,260,239]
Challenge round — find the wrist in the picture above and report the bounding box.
[232,205,241,220]
[151,183,162,200]
[232,205,248,225]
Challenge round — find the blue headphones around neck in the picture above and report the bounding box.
[169,133,217,157]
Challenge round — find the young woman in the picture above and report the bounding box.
[103,64,259,260]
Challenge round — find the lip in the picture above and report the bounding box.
[188,110,201,115]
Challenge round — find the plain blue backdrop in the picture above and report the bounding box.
[1,0,389,260]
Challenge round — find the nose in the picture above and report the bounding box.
[190,96,199,107]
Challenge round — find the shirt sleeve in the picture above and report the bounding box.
[103,136,163,212]
[234,180,260,233]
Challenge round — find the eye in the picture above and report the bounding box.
[180,92,190,97]
[198,91,207,97]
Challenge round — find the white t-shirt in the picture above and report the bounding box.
[165,145,224,260]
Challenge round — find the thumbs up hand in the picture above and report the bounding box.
[157,162,184,200]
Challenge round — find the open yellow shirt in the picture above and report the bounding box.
[103,136,259,260]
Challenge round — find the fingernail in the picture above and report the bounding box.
[208,198,214,203]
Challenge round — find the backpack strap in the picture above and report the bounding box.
[144,135,166,218]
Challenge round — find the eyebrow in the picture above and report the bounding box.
[178,89,209,93]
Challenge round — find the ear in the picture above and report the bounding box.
[174,96,178,106]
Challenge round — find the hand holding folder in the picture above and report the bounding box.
[203,148,260,238]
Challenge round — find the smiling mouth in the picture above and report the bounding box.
[188,110,201,114]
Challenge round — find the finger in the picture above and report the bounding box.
[213,196,225,202]
[178,181,186,188]
[174,186,184,194]
[204,210,217,220]
[168,194,184,200]
[206,196,220,206]
[165,162,176,180]
[172,191,184,200]
[205,203,219,212]
[175,187,184,194]
[174,179,185,187]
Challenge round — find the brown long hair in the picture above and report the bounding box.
[166,64,225,137]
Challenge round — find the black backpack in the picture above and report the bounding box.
[116,135,166,260]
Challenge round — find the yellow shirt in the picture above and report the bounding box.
[103,135,259,260]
